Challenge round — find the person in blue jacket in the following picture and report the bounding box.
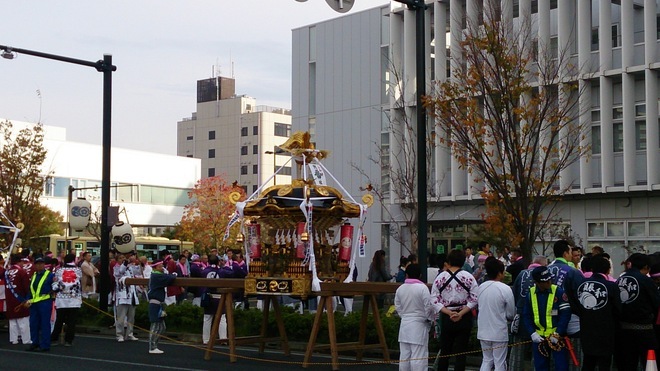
[146,260,177,354]
[523,266,572,371]
[25,257,54,352]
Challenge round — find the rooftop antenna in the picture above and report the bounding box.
[214,58,222,78]
[36,88,42,123]
[230,50,234,78]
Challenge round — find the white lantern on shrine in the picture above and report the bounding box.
[111,221,135,253]
[69,198,92,232]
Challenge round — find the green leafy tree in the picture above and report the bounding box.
[0,120,61,243]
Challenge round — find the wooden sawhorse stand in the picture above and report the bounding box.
[303,291,391,370]
[204,290,290,362]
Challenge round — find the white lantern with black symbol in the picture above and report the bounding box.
[69,198,92,231]
[111,221,135,253]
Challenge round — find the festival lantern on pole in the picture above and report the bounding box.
[247,221,262,259]
[69,198,92,232]
[111,221,135,253]
[339,222,353,262]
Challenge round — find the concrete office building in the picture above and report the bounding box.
[293,1,660,275]
[293,5,391,277]
[177,76,292,194]
[3,119,201,236]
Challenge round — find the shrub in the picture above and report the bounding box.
[79,298,482,353]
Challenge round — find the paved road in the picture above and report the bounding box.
[0,333,399,371]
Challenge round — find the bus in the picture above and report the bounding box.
[28,234,194,262]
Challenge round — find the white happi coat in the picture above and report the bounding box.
[476,280,516,342]
[394,279,437,345]
[114,264,140,305]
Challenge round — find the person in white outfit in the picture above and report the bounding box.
[477,257,516,371]
[50,253,83,346]
[394,263,437,371]
[114,253,140,342]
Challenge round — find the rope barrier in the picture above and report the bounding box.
[82,300,532,366]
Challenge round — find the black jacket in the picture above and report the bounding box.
[576,273,621,355]
[616,268,660,325]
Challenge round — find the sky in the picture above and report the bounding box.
[1,0,387,155]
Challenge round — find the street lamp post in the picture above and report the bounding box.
[265,147,286,186]
[0,45,116,311]
[396,0,428,282]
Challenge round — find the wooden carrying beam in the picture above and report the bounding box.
[125,277,245,288]
[125,277,289,363]
[203,289,290,362]
[303,284,398,371]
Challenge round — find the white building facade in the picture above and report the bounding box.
[177,76,292,194]
[293,1,660,275]
[5,119,202,236]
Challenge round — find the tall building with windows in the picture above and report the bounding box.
[177,76,292,194]
[293,0,660,275]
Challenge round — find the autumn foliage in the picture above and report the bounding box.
[423,8,589,260]
[0,120,62,243]
[176,176,246,253]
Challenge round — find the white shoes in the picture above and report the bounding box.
[127,335,139,341]
[149,348,164,354]
[117,337,124,343]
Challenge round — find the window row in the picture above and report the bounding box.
[43,177,190,207]
[591,119,660,154]
[588,220,660,238]
[241,126,259,137]
[240,165,292,175]
[207,145,261,158]
[241,123,291,137]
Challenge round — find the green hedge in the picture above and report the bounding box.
[80,299,467,352]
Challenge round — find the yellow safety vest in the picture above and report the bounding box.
[30,270,51,304]
[530,285,557,337]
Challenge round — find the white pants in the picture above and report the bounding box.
[115,304,136,339]
[479,340,508,371]
[343,298,354,314]
[202,314,227,344]
[399,341,428,371]
[9,316,31,344]
[192,297,201,307]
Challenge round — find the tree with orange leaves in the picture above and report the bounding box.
[424,4,590,261]
[176,176,246,253]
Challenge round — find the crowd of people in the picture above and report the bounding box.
[0,251,83,352]
[392,241,660,371]
[0,246,249,355]
[109,247,248,354]
[4,240,660,368]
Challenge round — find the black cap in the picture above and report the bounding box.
[34,257,45,264]
[532,266,553,282]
